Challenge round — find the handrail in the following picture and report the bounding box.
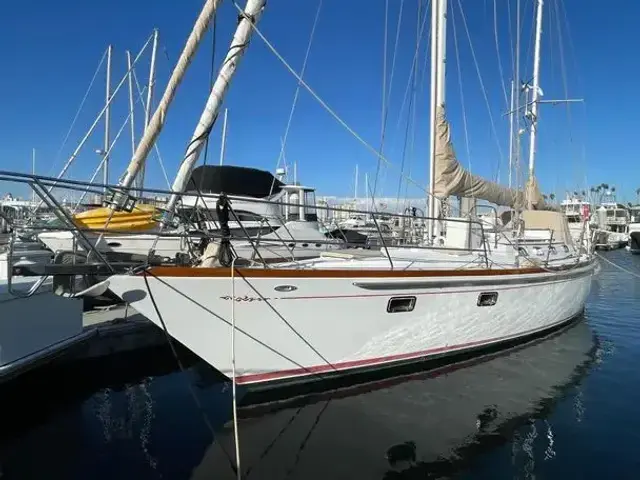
[5,231,49,298]
[0,171,588,278]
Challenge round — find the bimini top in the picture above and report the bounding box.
[186,165,284,198]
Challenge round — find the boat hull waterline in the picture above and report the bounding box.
[107,261,596,390]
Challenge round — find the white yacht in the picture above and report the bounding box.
[627,205,640,253]
[37,165,342,262]
[595,201,629,249]
[560,195,592,249]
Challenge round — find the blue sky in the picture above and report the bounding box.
[0,0,638,202]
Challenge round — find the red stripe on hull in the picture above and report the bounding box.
[234,316,573,385]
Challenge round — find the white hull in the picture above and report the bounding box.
[107,259,595,390]
[38,231,188,258]
[38,221,339,261]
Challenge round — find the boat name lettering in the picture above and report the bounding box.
[219,295,270,302]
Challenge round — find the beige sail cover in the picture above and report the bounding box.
[433,106,544,209]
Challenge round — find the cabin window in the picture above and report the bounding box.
[548,246,557,255]
[518,247,528,256]
[477,292,498,307]
[234,210,264,222]
[387,296,416,313]
[304,191,318,221]
[563,244,570,253]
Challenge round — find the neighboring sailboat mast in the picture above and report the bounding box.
[219,108,228,166]
[117,0,223,193]
[126,50,136,182]
[139,28,159,193]
[103,44,113,194]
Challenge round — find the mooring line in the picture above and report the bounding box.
[595,252,640,279]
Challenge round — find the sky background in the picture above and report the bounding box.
[0,0,637,203]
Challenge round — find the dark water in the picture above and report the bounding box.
[1,249,638,479]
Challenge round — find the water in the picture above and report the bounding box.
[0,249,638,479]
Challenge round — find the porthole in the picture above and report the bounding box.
[477,292,498,307]
[387,296,416,313]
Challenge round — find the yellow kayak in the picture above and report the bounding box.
[73,204,159,231]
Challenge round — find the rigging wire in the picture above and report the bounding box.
[230,1,429,195]
[551,0,580,190]
[373,0,405,200]
[390,1,431,176]
[492,0,510,109]
[395,0,423,204]
[72,86,148,211]
[400,0,428,206]
[556,0,589,191]
[142,269,339,382]
[141,270,240,476]
[270,0,323,195]
[394,2,423,207]
[449,1,477,205]
[454,0,505,183]
[505,0,516,89]
[131,69,172,189]
[199,10,219,192]
[47,48,108,177]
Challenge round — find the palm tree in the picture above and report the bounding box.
[549,193,556,201]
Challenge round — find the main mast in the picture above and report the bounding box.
[526,0,544,205]
[427,0,447,240]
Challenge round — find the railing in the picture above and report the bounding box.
[0,170,580,290]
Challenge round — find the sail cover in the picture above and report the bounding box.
[433,106,545,209]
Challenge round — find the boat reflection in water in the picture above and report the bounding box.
[192,319,599,479]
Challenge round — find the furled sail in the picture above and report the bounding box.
[433,106,545,209]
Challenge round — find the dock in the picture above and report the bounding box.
[0,304,167,384]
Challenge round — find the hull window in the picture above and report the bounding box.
[387,296,416,313]
[477,292,498,307]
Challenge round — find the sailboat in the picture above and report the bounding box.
[94,0,596,393]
